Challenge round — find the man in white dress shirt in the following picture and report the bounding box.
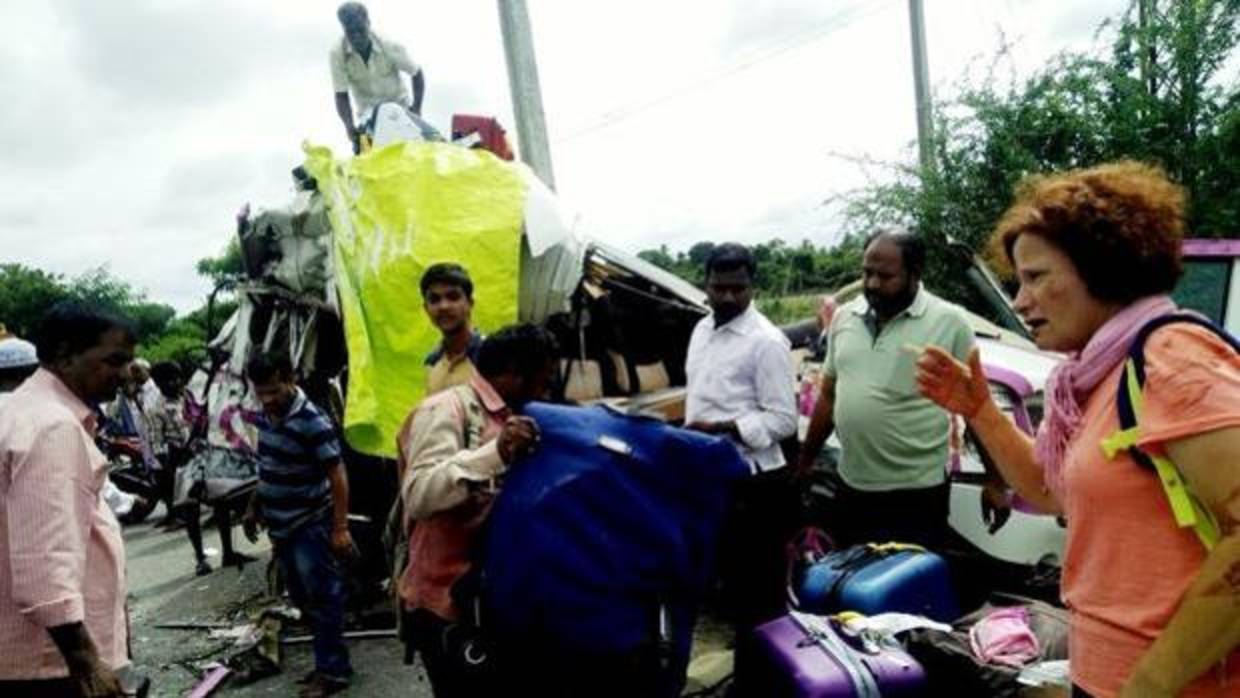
[684,242,797,631]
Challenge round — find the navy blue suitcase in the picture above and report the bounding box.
[479,403,750,687]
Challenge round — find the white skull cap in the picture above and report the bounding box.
[0,338,38,369]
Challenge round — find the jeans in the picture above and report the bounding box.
[273,518,352,679]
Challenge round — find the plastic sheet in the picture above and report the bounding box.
[305,140,524,456]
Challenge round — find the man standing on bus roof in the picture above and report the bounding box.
[331,2,426,153]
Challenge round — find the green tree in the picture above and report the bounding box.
[136,291,239,370]
[637,233,867,305]
[836,0,1240,303]
[195,238,246,288]
[1,240,243,366]
[167,236,248,362]
[0,264,67,338]
[65,267,176,343]
[636,244,676,271]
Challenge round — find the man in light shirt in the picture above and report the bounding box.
[331,2,426,153]
[684,243,797,631]
[1,335,143,525]
[798,228,977,549]
[0,302,136,698]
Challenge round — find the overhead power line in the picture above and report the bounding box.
[555,0,901,145]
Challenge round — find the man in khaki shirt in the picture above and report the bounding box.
[421,263,483,396]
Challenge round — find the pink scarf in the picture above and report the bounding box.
[1035,295,1177,494]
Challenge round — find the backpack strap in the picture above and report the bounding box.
[1102,314,1239,550]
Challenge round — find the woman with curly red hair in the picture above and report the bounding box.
[917,161,1240,697]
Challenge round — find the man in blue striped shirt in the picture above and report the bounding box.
[245,352,354,697]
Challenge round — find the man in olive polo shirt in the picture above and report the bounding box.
[799,228,974,548]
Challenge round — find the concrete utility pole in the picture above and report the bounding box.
[497,0,556,190]
[907,0,935,176]
[1138,0,1158,97]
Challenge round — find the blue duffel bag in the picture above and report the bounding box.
[793,542,960,622]
[479,402,749,669]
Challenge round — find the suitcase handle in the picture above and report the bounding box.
[785,527,835,609]
[818,548,883,610]
[813,543,927,612]
[791,612,882,698]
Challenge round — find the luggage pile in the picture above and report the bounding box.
[455,400,1073,698]
[730,532,1071,697]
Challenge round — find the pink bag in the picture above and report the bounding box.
[968,607,1040,668]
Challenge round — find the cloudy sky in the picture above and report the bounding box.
[1,0,1129,313]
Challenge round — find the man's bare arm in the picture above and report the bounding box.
[334,91,358,151]
[797,373,837,475]
[411,70,425,115]
[48,623,123,698]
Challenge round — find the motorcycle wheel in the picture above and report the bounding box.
[120,496,158,525]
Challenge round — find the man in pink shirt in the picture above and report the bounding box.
[0,302,137,698]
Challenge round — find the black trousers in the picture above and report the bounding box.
[410,608,503,698]
[826,480,951,550]
[719,468,802,632]
[0,678,79,698]
[409,608,464,698]
[410,608,677,698]
[0,672,149,698]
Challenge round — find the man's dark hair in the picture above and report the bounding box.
[476,324,558,380]
[420,263,474,300]
[704,243,757,280]
[864,227,926,277]
[34,301,137,365]
[337,2,368,24]
[150,361,182,390]
[246,352,294,385]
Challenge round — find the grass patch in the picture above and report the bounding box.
[757,293,824,325]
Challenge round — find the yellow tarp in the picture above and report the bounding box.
[304,141,525,457]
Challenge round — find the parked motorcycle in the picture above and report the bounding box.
[101,437,160,524]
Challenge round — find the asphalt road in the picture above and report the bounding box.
[123,507,432,697]
[124,505,733,697]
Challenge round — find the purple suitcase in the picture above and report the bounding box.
[740,612,927,697]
